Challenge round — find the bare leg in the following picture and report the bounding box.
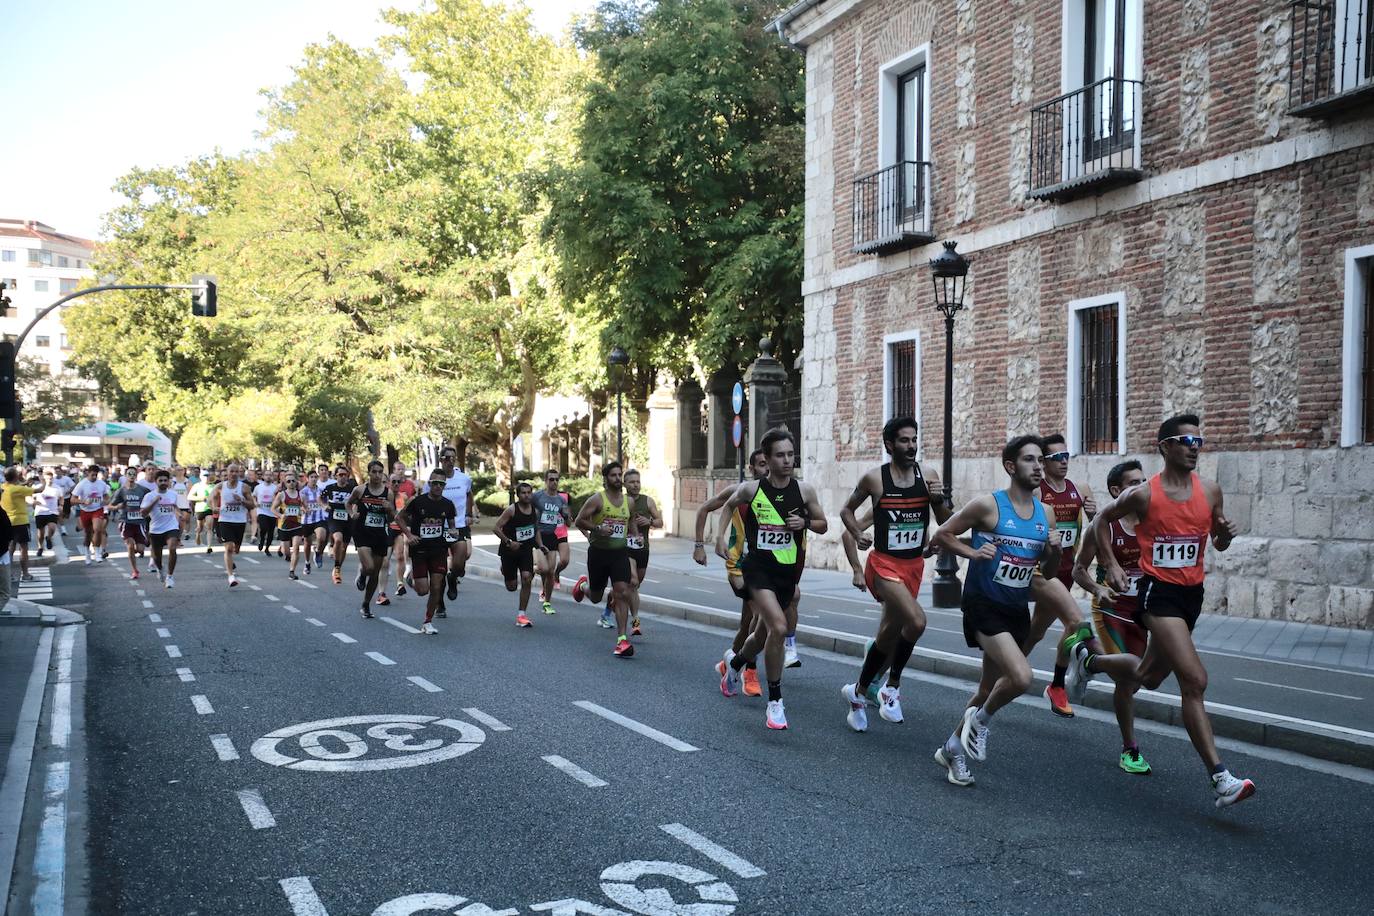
[1138,616,1219,769]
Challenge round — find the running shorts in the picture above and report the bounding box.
[587,545,632,593]
[121,523,149,546]
[1135,577,1205,632]
[196,507,213,519]
[327,519,352,543]
[35,514,59,530]
[63,497,73,515]
[537,530,567,551]
[961,593,1031,650]
[411,547,448,579]
[628,546,650,573]
[10,526,29,546]
[353,527,390,553]
[453,526,472,542]
[150,530,180,550]
[864,551,925,598]
[1093,607,1148,657]
[279,524,307,541]
[500,546,534,580]
[728,572,748,601]
[217,522,246,547]
[739,553,797,608]
[79,509,104,529]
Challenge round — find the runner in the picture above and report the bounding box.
[1072,459,1152,775]
[836,417,950,732]
[253,473,279,554]
[623,469,664,637]
[118,468,152,580]
[141,469,182,588]
[402,470,458,635]
[72,465,110,565]
[271,471,310,580]
[714,429,828,730]
[301,470,328,569]
[172,465,192,539]
[1092,414,1256,808]
[533,469,572,615]
[211,463,255,587]
[377,462,416,606]
[320,466,354,585]
[188,468,217,552]
[928,435,1057,787]
[698,449,768,699]
[348,460,408,619]
[33,470,63,558]
[243,467,260,543]
[54,465,76,535]
[438,446,475,613]
[1,468,36,582]
[572,461,636,658]
[494,482,539,628]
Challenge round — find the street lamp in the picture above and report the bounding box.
[929,240,970,608]
[608,345,629,465]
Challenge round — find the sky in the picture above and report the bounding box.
[0,0,598,241]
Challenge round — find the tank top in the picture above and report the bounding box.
[532,489,567,533]
[501,503,537,552]
[121,484,150,525]
[589,489,630,550]
[1039,476,1085,575]
[254,483,278,517]
[743,477,805,573]
[218,481,249,523]
[626,494,651,551]
[965,490,1050,609]
[1094,517,1142,621]
[278,489,305,528]
[354,486,392,532]
[873,462,931,560]
[1136,473,1210,587]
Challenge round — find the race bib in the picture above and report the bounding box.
[419,522,444,539]
[540,508,560,526]
[156,503,177,516]
[626,535,645,550]
[1122,574,1140,597]
[365,511,386,528]
[886,522,925,550]
[515,524,535,542]
[84,499,102,511]
[332,507,348,520]
[606,518,626,539]
[224,501,242,514]
[991,554,1036,588]
[1151,536,1200,569]
[285,505,301,517]
[1057,523,1078,548]
[756,524,793,551]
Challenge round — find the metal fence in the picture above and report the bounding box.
[1028,77,1142,198]
[1289,0,1374,112]
[852,160,931,254]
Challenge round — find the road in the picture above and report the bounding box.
[25,544,1374,914]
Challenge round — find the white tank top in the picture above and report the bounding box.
[218,481,249,523]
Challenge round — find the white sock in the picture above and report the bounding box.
[784,635,796,648]
[974,706,992,727]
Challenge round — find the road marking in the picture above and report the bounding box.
[407,676,442,693]
[156,627,171,638]
[642,577,661,584]
[236,789,277,829]
[252,715,485,772]
[210,734,240,761]
[136,589,146,597]
[660,823,766,878]
[265,595,280,602]
[165,645,182,659]
[684,587,712,594]
[381,616,421,635]
[462,708,511,732]
[305,618,326,627]
[248,584,262,591]
[50,627,76,750]
[147,613,161,622]
[1233,677,1362,700]
[572,701,698,752]
[141,599,155,609]
[284,605,301,613]
[331,633,357,644]
[297,581,319,589]
[279,877,328,916]
[1200,646,1374,681]
[365,652,396,666]
[0,627,53,911]
[32,762,69,914]
[176,667,195,682]
[542,755,608,788]
[192,695,215,715]
[242,556,261,565]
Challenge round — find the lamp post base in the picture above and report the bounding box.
[930,549,963,608]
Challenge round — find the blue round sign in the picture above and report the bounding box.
[731,382,744,415]
[731,414,743,448]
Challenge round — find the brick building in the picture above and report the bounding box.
[773,0,1374,627]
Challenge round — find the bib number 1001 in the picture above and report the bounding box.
[992,558,1034,588]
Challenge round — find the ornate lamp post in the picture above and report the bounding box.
[608,345,630,465]
[929,240,970,608]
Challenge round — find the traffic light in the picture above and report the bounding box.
[0,341,15,418]
[191,274,217,318]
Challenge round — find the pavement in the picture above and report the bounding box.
[2,528,1374,914]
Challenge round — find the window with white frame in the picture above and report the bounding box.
[1,250,13,262]
[33,279,49,293]
[28,249,52,267]
[870,47,931,237]
[60,278,78,293]
[57,255,69,268]
[1342,246,1374,446]
[1062,0,1142,158]
[882,330,922,451]
[36,336,50,348]
[1066,293,1126,454]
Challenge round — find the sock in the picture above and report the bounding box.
[1210,762,1226,778]
[1052,664,1068,688]
[1083,651,1098,674]
[784,633,796,648]
[974,706,992,727]
[617,633,626,641]
[729,654,747,673]
[767,680,782,702]
[857,641,887,690]
[744,658,757,670]
[887,637,917,686]
[944,732,963,758]
[1123,742,1138,752]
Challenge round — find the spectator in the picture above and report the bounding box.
[1,467,36,582]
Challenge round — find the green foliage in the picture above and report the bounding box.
[16,356,93,451]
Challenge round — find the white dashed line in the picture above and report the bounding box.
[191,695,214,715]
[304,618,325,627]
[572,700,698,752]
[236,789,277,829]
[381,616,420,635]
[283,605,301,613]
[279,877,327,915]
[542,755,607,788]
[176,668,195,682]
[136,590,146,597]
[331,633,357,644]
[242,556,261,565]
[164,645,182,659]
[297,581,319,589]
[264,595,280,602]
[155,628,171,638]
[660,823,766,877]
[141,600,155,609]
[365,652,396,666]
[461,708,511,732]
[407,676,442,693]
[248,584,262,591]
[210,734,239,761]
[147,613,161,622]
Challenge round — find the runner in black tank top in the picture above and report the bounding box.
[495,483,539,628]
[838,417,951,732]
[348,461,408,619]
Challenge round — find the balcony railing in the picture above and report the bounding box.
[1289,0,1374,116]
[1027,77,1143,202]
[852,160,933,255]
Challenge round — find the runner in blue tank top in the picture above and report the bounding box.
[927,435,1060,788]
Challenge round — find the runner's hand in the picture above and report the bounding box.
[1104,564,1129,593]
[1083,495,1098,517]
[692,545,707,566]
[785,514,806,532]
[714,541,728,561]
[973,543,997,561]
[1093,585,1117,608]
[406,534,420,547]
[1213,513,1237,545]
[856,533,872,551]
[851,571,866,592]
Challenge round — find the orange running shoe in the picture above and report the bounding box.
[515,613,533,628]
[332,567,342,585]
[742,667,762,697]
[1045,684,1074,718]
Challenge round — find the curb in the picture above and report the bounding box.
[463,561,1374,771]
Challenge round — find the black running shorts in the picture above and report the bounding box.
[537,530,567,551]
[279,524,307,541]
[500,546,534,581]
[35,514,59,530]
[1135,577,1205,632]
[587,545,631,593]
[150,530,180,550]
[217,522,246,547]
[327,519,352,543]
[739,553,796,608]
[411,546,448,579]
[628,546,650,574]
[121,523,149,546]
[961,593,1031,650]
[353,526,390,554]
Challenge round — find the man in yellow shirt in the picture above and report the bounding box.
[2,467,37,582]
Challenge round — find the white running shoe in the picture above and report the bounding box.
[165,575,175,589]
[841,684,868,732]
[765,700,788,730]
[84,557,92,567]
[958,706,989,762]
[420,622,438,636]
[784,644,801,668]
[1065,642,1092,706]
[1211,770,1257,809]
[720,664,741,697]
[878,685,904,724]
[148,559,157,573]
[228,575,239,588]
[934,747,975,787]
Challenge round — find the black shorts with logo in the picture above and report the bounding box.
[587,545,632,593]
[217,522,246,547]
[961,592,1031,650]
[353,523,391,553]
[1135,576,1205,632]
[500,545,534,580]
[739,553,797,609]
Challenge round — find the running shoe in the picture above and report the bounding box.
[446,575,458,601]
[305,561,312,575]
[420,622,437,635]
[360,606,375,619]
[1120,747,1152,775]
[516,613,533,628]
[84,556,92,567]
[129,571,139,581]
[719,663,741,697]
[571,575,588,602]
[228,576,239,588]
[613,637,634,658]
[21,573,35,582]
[597,608,614,629]
[1212,771,1257,808]
[958,707,989,762]
[147,559,157,573]
[315,550,324,565]
[206,546,213,554]
[841,684,868,732]
[404,573,415,590]
[45,536,53,550]
[765,700,788,730]
[36,547,43,558]
[878,685,904,724]
[95,554,105,564]
[1064,641,1093,707]
[395,584,405,597]
[631,616,642,636]
[933,747,975,787]
[436,605,447,618]
[863,682,882,707]
[332,567,342,585]
[742,667,762,697]
[355,569,365,591]
[102,550,109,559]
[1045,684,1075,718]
[165,575,175,589]
[375,593,390,606]
[785,644,801,668]
[541,600,555,615]
[289,571,299,581]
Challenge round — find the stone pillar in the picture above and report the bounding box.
[745,338,789,450]
[675,378,704,470]
[645,378,680,535]
[706,369,738,470]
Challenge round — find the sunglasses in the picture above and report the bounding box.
[1161,434,1205,449]
[1044,451,1070,462]
[428,479,446,486]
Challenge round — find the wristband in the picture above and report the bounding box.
[693,541,705,548]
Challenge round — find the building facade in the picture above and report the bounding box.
[775,0,1374,628]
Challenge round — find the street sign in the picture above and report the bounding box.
[731,414,743,448]
[731,381,744,415]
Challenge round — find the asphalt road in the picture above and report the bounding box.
[47,546,1374,915]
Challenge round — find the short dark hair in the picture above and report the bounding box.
[624,468,641,479]
[367,460,384,472]
[1106,459,1144,491]
[1001,434,1044,467]
[760,428,795,458]
[3,467,18,483]
[1042,432,1066,450]
[602,460,623,479]
[516,481,533,493]
[155,469,170,481]
[1158,413,1200,441]
[882,417,919,449]
[748,448,766,464]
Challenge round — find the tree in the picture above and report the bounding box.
[15,356,93,453]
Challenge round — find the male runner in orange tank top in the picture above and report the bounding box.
[1093,413,1256,809]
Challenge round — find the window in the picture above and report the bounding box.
[57,256,68,268]
[36,336,50,347]
[61,334,71,350]
[1,250,13,262]
[850,45,933,251]
[27,249,52,267]
[882,330,923,451]
[1066,293,1127,454]
[1342,246,1374,445]
[60,278,78,293]
[2,278,15,290]
[33,279,49,292]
